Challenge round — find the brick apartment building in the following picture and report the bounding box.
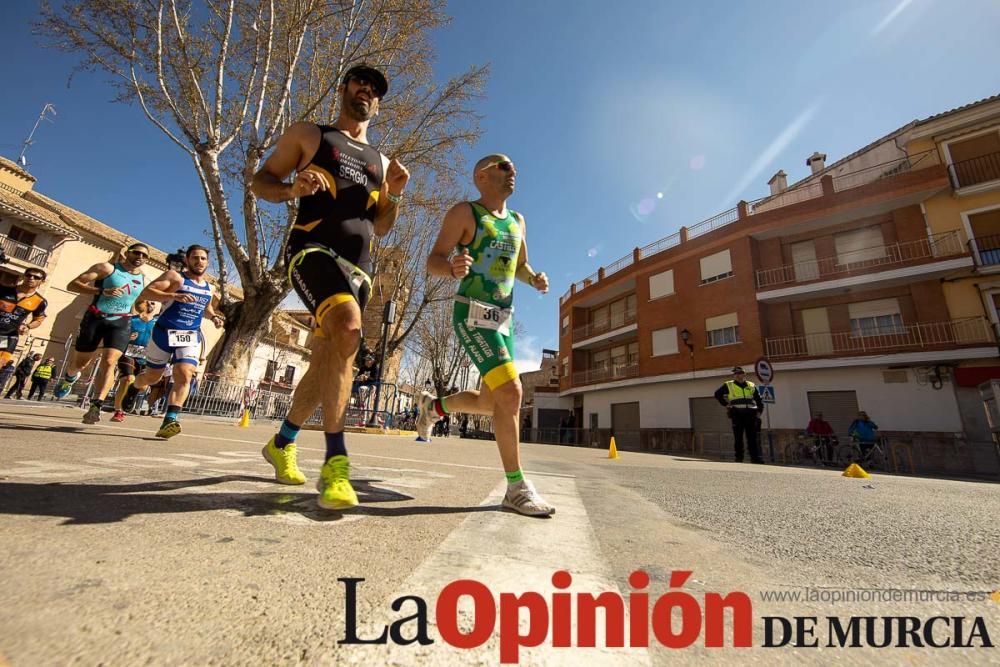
[557,95,1000,475]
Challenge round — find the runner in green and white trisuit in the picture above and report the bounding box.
[422,154,555,517]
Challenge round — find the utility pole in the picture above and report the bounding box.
[369,300,396,426]
[18,104,57,167]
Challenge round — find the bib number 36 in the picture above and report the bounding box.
[467,299,512,336]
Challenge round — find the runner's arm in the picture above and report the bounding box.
[204,293,225,328]
[138,271,183,302]
[374,155,410,237]
[427,203,475,278]
[513,213,548,292]
[250,123,323,203]
[67,262,114,295]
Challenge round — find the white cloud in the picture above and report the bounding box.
[514,335,543,376]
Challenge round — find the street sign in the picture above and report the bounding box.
[759,385,776,404]
[754,357,774,384]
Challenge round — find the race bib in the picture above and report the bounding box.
[125,344,146,358]
[0,335,13,351]
[167,330,197,348]
[467,299,512,335]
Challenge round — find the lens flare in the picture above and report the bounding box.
[689,155,706,170]
[656,192,664,199]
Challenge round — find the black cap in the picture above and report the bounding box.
[732,366,745,374]
[342,64,388,98]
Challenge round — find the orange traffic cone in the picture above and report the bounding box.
[608,436,620,460]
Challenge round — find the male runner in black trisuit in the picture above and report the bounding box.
[251,64,410,510]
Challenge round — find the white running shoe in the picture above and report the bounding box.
[502,480,556,517]
[415,392,436,442]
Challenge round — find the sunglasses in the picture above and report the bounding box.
[479,160,515,173]
[25,274,44,280]
[349,76,382,97]
[129,250,149,258]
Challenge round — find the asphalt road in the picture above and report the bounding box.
[1,400,997,666]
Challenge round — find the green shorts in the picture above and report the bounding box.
[453,300,517,390]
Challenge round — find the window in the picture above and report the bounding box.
[265,359,278,381]
[561,315,569,336]
[968,208,1000,265]
[591,305,608,330]
[561,357,569,378]
[652,327,678,356]
[592,348,610,370]
[649,269,674,299]
[834,226,885,265]
[848,298,905,337]
[699,249,733,284]
[610,299,626,328]
[8,226,36,246]
[705,312,740,347]
[283,365,296,384]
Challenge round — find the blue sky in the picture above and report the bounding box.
[2,0,999,373]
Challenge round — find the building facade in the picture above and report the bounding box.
[558,96,1000,475]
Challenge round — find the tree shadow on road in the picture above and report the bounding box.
[0,474,497,525]
[0,421,159,442]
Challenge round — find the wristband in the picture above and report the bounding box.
[386,191,403,205]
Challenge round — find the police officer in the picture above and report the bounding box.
[714,366,765,464]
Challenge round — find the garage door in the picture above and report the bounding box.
[806,391,859,440]
[690,397,731,434]
[690,397,732,457]
[611,402,640,450]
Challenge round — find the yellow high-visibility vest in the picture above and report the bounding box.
[724,380,757,410]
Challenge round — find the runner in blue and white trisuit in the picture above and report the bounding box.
[130,245,224,439]
[110,299,158,423]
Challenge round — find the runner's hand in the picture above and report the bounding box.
[291,167,329,198]
[129,332,138,341]
[451,248,473,279]
[211,315,225,329]
[103,286,126,297]
[173,292,198,304]
[18,324,29,335]
[531,271,549,294]
[386,158,410,196]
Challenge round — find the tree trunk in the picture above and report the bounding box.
[208,284,284,382]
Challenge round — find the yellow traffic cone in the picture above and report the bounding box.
[608,436,620,460]
[842,463,870,479]
[238,409,251,428]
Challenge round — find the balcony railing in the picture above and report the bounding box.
[764,317,993,360]
[949,152,1000,189]
[755,231,966,289]
[970,235,1000,267]
[572,308,638,341]
[0,234,50,267]
[572,362,640,386]
[561,149,941,304]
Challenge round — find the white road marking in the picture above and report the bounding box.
[341,477,650,665]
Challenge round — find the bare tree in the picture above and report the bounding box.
[38,0,487,379]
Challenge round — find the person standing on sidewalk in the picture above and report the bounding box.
[27,357,56,400]
[714,366,765,464]
[5,353,40,400]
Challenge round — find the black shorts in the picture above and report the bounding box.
[285,243,371,328]
[117,355,146,376]
[76,312,131,353]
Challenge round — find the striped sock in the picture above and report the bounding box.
[433,397,448,416]
[275,419,301,449]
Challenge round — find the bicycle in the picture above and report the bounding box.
[835,435,888,471]
[786,433,838,467]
